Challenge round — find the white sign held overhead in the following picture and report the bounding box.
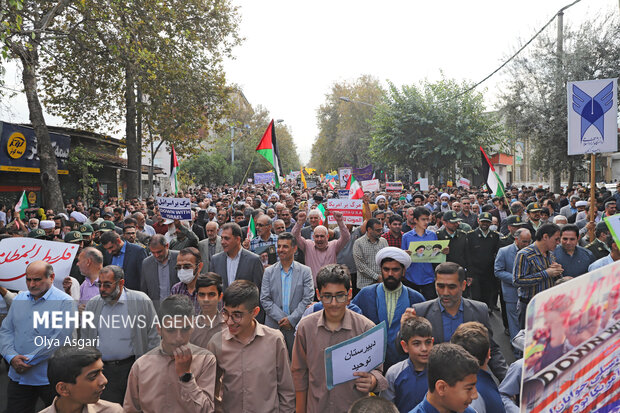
[567,78,618,155]
[361,179,380,192]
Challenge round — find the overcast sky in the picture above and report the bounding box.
[1,0,616,164]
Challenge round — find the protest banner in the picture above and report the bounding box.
[458,177,471,188]
[386,182,403,194]
[326,198,363,225]
[567,78,618,155]
[604,213,620,246]
[406,240,449,263]
[338,167,352,188]
[352,164,373,182]
[156,196,191,220]
[520,260,620,413]
[361,179,380,193]
[418,178,429,191]
[325,322,386,390]
[253,172,276,185]
[337,189,350,199]
[0,238,79,290]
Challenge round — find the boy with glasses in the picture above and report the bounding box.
[292,264,388,413]
[207,280,295,412]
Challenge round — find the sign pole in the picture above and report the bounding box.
[589,153,596,242]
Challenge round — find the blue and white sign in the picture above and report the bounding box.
[156,197,191,220]
[253,172,275,185]
[567,78,618,155]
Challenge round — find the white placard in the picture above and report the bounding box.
[567,78,618,155]
[418,178,429,191]
[0,238,79,290]
[361,179,380,192]
[386,182,403,193]
[458,177,471,188]
[338,167,352,188]
[326,199,363,225]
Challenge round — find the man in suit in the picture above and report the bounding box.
[140,234,179,303]
[404,262,508,381]
[198,221,223,272]
[559,195,580,218]
[260,232,314,355]
[352,247,425,370]
[100,230,148,291]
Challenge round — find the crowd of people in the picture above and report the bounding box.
[0,179,619,413]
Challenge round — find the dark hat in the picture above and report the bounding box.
[28,229,47,239]
[443,210,462,223]
[412,193,424,201]
[70,221,82,231]
[79,223,94,236]
[98,220,116,232]
[479,212,493,222]
[64,231,83,243]
[506,215,525,226]
[527,202,543,212]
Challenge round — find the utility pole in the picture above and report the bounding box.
[552,10,564,193]
[230,125,235,163]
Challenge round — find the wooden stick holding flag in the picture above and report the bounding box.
[256,120,284,188]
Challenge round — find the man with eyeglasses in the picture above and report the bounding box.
[247,214,278,254]
[353,218,388,289]
[141,235,179,304]
[292,264,388,413]
[457,197,478,230]
[81,265,159,404]
[170,247,204,314]
[207,280,295,412]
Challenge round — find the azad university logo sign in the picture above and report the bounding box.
[567,78,618,155]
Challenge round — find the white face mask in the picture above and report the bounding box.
[178,268,195,284]
[489,225,498,231]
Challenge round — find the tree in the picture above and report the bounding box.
[39,0,242,198]
[66,145,102,205]
[370,77,505,184]
[498,12,620,190]
[310,75,384,172]
[1,0,73,212]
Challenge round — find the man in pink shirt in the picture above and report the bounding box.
[293,210,350,285]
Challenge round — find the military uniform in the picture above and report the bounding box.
[436,211,469,269]
[466,212,500,308]
[585,238,610,261]
[499,234,514,248]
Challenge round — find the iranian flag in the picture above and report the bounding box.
[247,215,256,240]
[170,145,179,195]
[480,147,505,197]
[15,190,28,219]
[317,203,327,225]
[346,174,364,199]
[327,178,336,190]
[256,120,284,188]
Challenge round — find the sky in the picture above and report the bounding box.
[1,0,616,164]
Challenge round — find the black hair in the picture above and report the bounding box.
[427,343,479,392]
[367,218,381,229]
[158,294,195,320]
[196,273,223,294]
[178,247,201,265]
[316,264,351,291]
[432,244,442,249]
[435,262,466,283]
[388,214,403,224]
[123,217,138,227]
[534,223,561,242]
[450,321,490,367]
[47,346,102,389]
[221,222,242,238]
[223,280,260,311]
[413,207,431,220]
[347,396,398,413]
[100,265,124,281]
[277,231,296,247]
[560,224,579,238]
[100,230,120,245]
[401,316,433,342]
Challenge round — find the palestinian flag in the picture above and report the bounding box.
[15,190,28,219]
[256,120,284,188]
[346,174,364,199]
[480,147,505,197]
[247,215,256,240]
[170,145,179,195]
[317,203,327,225]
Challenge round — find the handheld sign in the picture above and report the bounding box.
[408,240,449,263]
[0,238,79,290]
[386,182,403,194]
[339,167,352,188]
[337,189,351,199]
[361,179,380,193]
[325,322,387,390]
[603,213,620,246]
[326,199,363,225]
[253,172,276,185]
[156,197,191,220]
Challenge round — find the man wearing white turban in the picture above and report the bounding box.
[351,246,425,370]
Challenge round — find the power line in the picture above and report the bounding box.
[441,0,582,103]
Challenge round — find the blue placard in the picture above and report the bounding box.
[156,197,191,220]
[337,189,350,199]
[254,172,275,185]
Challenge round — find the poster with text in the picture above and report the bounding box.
[326,199,363,226]
[520,260,620,413]
[156,197,192,220]
[407,240,449,263]
[339,167,352,188]
[386,182,403,194]
[361,179,380,192]
[253,172,276,185]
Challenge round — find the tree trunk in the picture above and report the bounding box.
[567,166,575,190]
[21,51,65,213]
[125,64,139,199]
[552,169,561,193]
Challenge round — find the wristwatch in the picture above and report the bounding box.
[179,372,193,383]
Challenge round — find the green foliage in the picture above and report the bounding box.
[180,152,235,187]
[310,75,384,172]
[498,12,620,188]
[370,77,504,183]
[66,145,103,204]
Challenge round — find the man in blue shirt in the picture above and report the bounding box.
[0,260,76,413]
[401,207,437,299]
[553,224,594,277]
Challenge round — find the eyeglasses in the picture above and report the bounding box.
[175,264,196,270]
[320,293,348,304]
[94,281,118,289]
[221,309,247,323]
[256,223,268,227]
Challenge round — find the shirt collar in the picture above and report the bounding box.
[281,261,295,273]
[438,299,464,314]
[28,285,55,301]
[119,241,127,254]
[317,308,353,331]
[384,282,403,296]
[222,319,265,344]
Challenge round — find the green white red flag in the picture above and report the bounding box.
[317,203,327,225]
[15,190,28,219]
[480,146,505,197]
[346,174,364,199]
[256,120,284,188]
[247,215,256,240]
[170,145,179,195]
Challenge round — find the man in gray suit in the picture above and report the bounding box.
[404,262,508,381]
[198,221,223,273]
[140,234,179,304]
[260,232,314,355]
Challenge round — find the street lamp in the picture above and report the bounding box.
[339,96,377,108]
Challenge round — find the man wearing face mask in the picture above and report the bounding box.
[352,247,425,370]
[466,212,500,312]
[141,235,180,304]
[170,247,203,314]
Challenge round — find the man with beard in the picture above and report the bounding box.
[352,247,425,370]
[81,265,159,404]
[100,231,148,291]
